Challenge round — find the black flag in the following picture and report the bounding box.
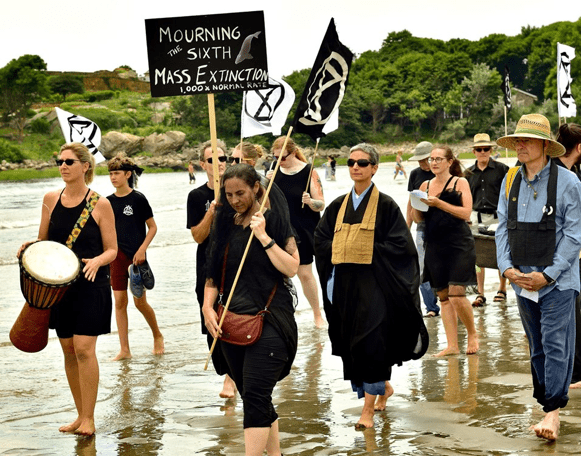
[501,65,512,111]
[292,18,353,141]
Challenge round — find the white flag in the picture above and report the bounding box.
[55,107,106,163]
[557,42,577,118]
[322,109,339,135]
[241,76,295,138]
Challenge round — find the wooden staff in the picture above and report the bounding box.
[207,93,220,201]
[302,137,320,208]
[504,105,508,160]
[204,127,294,370]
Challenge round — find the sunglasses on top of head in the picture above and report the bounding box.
[474,147,492,153]
[206,156,227,164]
[56,158,81,166]
[347,158,375,167]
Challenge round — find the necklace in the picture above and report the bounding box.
[522,175,538,199]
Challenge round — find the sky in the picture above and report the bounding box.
[2,0,581,79]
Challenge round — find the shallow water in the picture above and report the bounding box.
[2,162,581,455]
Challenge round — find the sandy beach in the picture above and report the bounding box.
[2,161,581,455]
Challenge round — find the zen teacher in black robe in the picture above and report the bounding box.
[315,143,428,430]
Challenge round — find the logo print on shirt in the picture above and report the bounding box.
[123,205,134,216]
[205,200,211,212]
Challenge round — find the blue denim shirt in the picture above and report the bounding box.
[496,158,581,297]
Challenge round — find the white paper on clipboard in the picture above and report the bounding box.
[410,190,429,212]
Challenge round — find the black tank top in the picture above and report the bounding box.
[273,164,320,244]
[48,189,109,285]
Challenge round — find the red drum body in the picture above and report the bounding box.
[10,241,81,353]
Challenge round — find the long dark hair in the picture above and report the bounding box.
[556,123,581,156]
[433,145,464,177]
[205,165,264,284]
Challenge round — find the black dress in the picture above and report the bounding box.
[423,177,477,291]
[273,165,320,264]
[48,189,112,338]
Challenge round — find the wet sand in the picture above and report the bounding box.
[4,278,581,455]
[2,161,581,455]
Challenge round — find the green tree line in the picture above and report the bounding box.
[1,17,580,162]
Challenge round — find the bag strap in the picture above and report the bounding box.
[65,191,100,249]
[505,166,520,200]
[219,243,278,310]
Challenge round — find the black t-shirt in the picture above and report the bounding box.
[407,167,434,192]
[107,190,153,257]
[186,183,215,303]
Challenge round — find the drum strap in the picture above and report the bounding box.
[65,192,100,249]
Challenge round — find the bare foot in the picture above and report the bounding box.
[466,333,479,355]
[153,335,165,355]
[570,380,581,389]
[314,314,325,328]
[374,381,394,411]
[59,418,82,433]
[111,351,132,361]
[530,410,560,440]
[356,408,375,429]
[219,375,236,399]
[433,347,460,357]
[74,418,96,436]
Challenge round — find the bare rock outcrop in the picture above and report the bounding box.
[100,131,144,159]
[143,131,187,156]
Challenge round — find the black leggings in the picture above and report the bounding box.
[220,321,289,428]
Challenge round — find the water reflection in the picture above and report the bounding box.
[109,360,165,455]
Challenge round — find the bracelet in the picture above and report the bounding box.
[263,239,276,250]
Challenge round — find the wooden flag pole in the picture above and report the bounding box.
[302,138,320,208]
[207,93,221,202]
[204,127,294,370]
[504,106,509,160]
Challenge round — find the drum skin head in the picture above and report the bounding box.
[21,241,80,285]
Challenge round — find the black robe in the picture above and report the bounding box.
[314,185,428,383]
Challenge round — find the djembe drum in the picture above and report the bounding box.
[10,241,81,352]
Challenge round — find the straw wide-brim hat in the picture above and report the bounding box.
[496,114,565,157]
[472,133,497,148]
[408,141,433,161]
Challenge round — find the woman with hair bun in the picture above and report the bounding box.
[412,145,479,357]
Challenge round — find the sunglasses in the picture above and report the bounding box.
[273,153,291,162]
[56,158,81,166]
[428,157,446,164]
[229,157,241,164]
[474,147,492,153]
[347,159,375,167]
[206,156,227,164]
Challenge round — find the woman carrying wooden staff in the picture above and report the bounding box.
[202,164,299,456]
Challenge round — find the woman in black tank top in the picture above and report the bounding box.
[17,142,117,436]
[269,136,326,328]
[411,146,479,358]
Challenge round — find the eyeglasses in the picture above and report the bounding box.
[428,157,446,164]
[273,153,290,162]
[347,159,375,167]
[474,147,492,153]
[206,156,227,164]
[229,157,241,164]
[56,159,81,166]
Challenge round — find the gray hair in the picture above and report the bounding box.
[199,139,227,160]
[350,143,379,165]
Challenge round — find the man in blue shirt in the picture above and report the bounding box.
[496,114,581,441]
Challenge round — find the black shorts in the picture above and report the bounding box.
[219,321,289,428]
[49,279,112,339]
